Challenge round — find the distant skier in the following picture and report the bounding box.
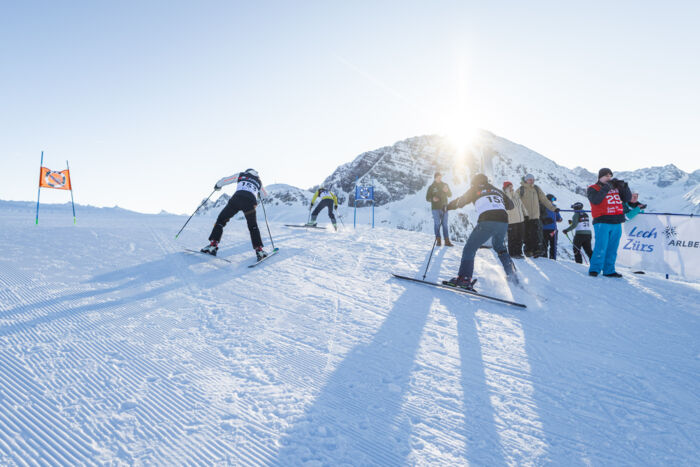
[307,187,339,230]
[587,168,633,277]
[200,169,268,260]
[503,181,528,258]
[425,172,453,246]
[540,194,563,259]
[444,173,517,290]
[562,202,593,264]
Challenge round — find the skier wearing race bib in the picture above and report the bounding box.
[201,168,269,261]
[307,187,339,230]
[444,173,517,290]
[587,168,633,277]
[563,202,593,264]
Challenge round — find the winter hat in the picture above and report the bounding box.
[471,173,488,186]
[524,173,535,182]
[598,167,613,178]
[503,181,513,189]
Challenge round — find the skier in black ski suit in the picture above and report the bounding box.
[201,169,268,260]
[444,173,518,290]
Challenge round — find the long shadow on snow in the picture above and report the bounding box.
[274,249,506,465]
[273,282,435,465]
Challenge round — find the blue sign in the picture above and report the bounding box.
[355,186,374,201]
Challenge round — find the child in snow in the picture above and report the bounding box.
[562,202,593,264]
[540,194,563,259]
[307,187,339,231]
[201,169,269,260]
[444,173,517,290]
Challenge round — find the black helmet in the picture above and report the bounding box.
[471,173,488,186]
[571,202,584,210]
[244,168,258,177]
[546,194,556,202]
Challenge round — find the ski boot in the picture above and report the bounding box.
[255,246,268,261]
[332,223,338,231]
[444,276,476,291]
[305,217,318,227]
[201,241,219,256]
[506,272,520,286]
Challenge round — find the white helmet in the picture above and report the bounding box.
[244,168,259,178]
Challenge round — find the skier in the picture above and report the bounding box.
[503,181,528,258]
[307,187,339,230]
[540,194,563,259]
[200,169,268,260]
[444,173,517,290]
[516,173,559,257]
[587,168,633,277]
[562,202,593,264]
[425,172,453,246]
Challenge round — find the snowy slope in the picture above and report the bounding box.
[1,201,699,465]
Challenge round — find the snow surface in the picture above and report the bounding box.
[1,200,699,465]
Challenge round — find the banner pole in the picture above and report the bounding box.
[36,151,43,225]
[67,160,76,224]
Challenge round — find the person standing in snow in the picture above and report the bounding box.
[503,181,528,258]
[540,194,563,259]
[201,169,269,260]
[307,187,339,230]
[516,173,559,257]
[425,172,453,246]
[587,168,633,277]
[562,202,593,264]
[444,173,517,290]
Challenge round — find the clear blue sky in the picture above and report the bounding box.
[1,0,698,213]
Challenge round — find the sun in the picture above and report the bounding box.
[446,126,479,156]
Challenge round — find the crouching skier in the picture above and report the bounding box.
[307,187,339,231]
[444,173,518,290]
[201,168,268,261]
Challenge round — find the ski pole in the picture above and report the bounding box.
[175,189,216,238]
[338,211,345,227]
[259,193,276,249]
[422,208,446,280]
[565,232,589,265]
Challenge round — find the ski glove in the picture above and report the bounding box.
[214,184,221,191]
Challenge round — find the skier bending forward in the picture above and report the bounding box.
[201,168,268,260]
[445,173,518,290]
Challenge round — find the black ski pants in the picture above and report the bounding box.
[524,218,543,256]
[573,233,593,264]
[542,229,558,260]
[209,192,263,249]
[507,221,525,257]
[311,198,336,223]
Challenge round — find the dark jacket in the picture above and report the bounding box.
[447,183,513,223]
[426,181,452,210]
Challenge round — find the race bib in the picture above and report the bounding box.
[575,214,590,232]
[474,192,505,215]
[236,175,260,196]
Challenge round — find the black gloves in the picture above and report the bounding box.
[214,184,221,191]
[554,208,560,213]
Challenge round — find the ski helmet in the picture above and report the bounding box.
[244,168,259,178]
[471,173,488,187]
[546,194,556,202]
[571,202,584,210]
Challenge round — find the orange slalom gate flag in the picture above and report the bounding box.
[39,167,72,190]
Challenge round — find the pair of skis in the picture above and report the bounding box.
[284,224,326,230]
[391,274,527,308]
[184,248,280,268]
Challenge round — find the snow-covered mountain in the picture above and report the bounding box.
[198,130,698,241]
